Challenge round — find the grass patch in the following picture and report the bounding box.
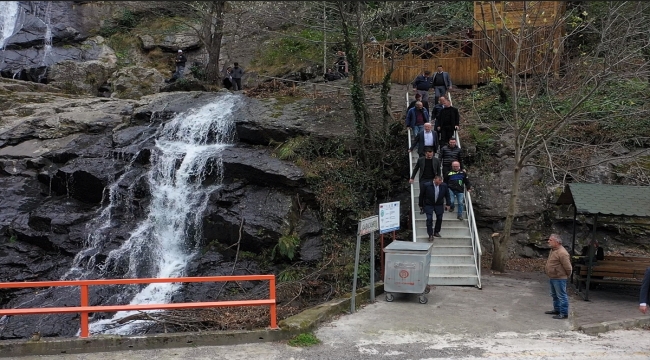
[250,28,331,75]
[287,332,321,347]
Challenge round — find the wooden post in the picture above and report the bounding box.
[273,78,276,89]
[313,83,317,98]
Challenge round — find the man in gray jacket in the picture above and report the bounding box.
[432,65,452,105]
[231,62,244,91]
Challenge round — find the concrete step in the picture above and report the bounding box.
[430,245,474,255]
[430,254,475,265]
[413,214,467,222]
[420,238,473,247]
[415,218,467,226]
[430,264,477,276]
[415,234,472,242]
[428,275,479,286]
[415,226,470,237]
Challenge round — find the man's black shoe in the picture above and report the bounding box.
[448,207,455,212]
[552,314,568,319]
[433,233,441,237]
[428,235,434,242]
[544,310,560,315]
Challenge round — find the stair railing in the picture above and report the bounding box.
[407,92,418,242]
[447,92,482,289]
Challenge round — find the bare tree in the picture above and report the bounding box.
[473,1,650,271]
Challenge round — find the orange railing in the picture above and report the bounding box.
[0,275,277,338]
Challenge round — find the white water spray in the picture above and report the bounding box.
[77,95,237,335]
[0,2,20,50]
[41,1,52,66]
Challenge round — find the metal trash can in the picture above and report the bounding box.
[383,241,432,304]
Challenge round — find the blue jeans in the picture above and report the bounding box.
[549,279,569,316]
[412,124,424,138]
[449,190,464,217]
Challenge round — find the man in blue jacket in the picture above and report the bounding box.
[405,101,430,137]
[412,70,433,102]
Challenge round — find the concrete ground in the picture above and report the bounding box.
[14,271,650,359]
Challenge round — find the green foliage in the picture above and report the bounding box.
[287,333,321,347]
[250,28,330,73]
[278,266,304,282]
[190,65,207,81]
[273,136,308,161]
[273,234,300,261]
[467,125,497,164]
[99,9,140,37]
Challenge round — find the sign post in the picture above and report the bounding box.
[352,215,378,313]
[378,201,400,281]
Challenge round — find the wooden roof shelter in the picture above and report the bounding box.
[363,1,565,86]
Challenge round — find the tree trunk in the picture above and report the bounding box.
[203,1,225,84]
[491,163,522,272]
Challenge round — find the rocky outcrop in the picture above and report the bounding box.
[49,60,115,95]
[137,33,201,52]
[109,66,165,99]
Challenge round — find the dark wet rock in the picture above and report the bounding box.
[46,157,127,204]
[221,147,305,188]
[299,236,323,262]
[160,79,208,93]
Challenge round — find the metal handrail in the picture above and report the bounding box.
[419,91,481,288]
[0,275,278,338]
[466,190,483,288]
[449,91,482,288]
[407,92,417,242]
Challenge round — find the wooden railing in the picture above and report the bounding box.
[0,275,277,338]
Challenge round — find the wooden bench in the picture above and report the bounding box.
[571,256,650,300]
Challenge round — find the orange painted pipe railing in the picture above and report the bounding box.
[0,275,277,338]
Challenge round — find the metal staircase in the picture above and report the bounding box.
[406,92,482,288]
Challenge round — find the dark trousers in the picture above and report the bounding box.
[424,204,444,235]
[232,78,242,90]
[440,128,455,147]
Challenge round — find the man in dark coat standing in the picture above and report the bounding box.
[419,176,451,241]
[436,96,460,147]
[174,49,187,79]
[411,70,433,103]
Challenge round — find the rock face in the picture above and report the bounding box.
[109,66,165,99]
[0,89,323,339]
[0,0,114,82]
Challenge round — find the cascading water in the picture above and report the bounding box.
[41,1,52,66]
[64,95,237,335]
[0,2,20,50]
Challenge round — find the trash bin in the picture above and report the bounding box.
[383,241,432,304]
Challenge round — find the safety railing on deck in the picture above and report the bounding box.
[0,275,277,338]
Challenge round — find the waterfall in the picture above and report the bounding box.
[41,1,52,66]
[0,2,20,50]
[67,95,237,335]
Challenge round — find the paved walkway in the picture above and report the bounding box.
[15,272,650,359]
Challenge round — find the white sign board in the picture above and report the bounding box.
[379,201,400,234]
[358,215,379,236]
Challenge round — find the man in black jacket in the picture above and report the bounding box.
[419,176,451,241]
[440,138,462,176]
[410,147,441,214]
[174,49,187,79]
[407,93,430,113]
[436,96,460,146]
